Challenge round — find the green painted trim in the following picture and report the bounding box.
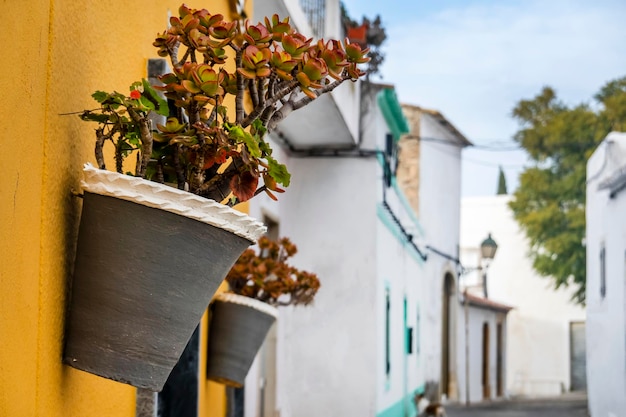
[391,177,425,236]
[377,88,410,141]
[403,298,409,354]
[377,203,425,265]
[376,151,385,167]
[376,387,422,417]
[376,397,405,417]
[374,155,425,236]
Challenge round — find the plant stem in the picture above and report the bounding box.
[115,141,124,174]
[173,144,186,189]
[257,77,266,108]
[267,78,347,131]
[169,42,182,69]
[95,128,108,170]
[235,49,245,124]
[187,102,207,192]
[127,108,153,178]
[197,159,240,201]
[248,79,259,108]
[267,74,276,100]
[241,80,299,129]
[260,105,275,128]
[156,159,165,183]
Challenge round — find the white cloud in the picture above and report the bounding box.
[368,0,626,195]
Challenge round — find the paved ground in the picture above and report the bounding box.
[445,392,588,417]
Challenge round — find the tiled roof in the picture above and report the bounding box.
[465,292,514,313]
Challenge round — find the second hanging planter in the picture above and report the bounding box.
[206,293,278,387]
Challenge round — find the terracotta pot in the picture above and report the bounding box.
[347,24,368,46]
[63,165,265,391]
[207,293,278,387]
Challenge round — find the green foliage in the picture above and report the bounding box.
[497,166,507,195]
[266,156,290,187]
[509,76,626,304]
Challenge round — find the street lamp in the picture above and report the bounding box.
[479,233,498,298]
[480,233,498,261]
[463,232,498,405]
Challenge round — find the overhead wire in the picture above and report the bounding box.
[408,136,527,169]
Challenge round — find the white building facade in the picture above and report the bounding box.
[240,2,474,414]
[461,196,587,398]
[400,105,475,404]
[463,294,512,404]
[245,84,427,417]
[586,131,626,417]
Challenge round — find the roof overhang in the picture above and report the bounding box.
[402,104,472,147]
[465,292,514,313]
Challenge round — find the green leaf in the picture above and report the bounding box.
[92,91,109,103]
[125,130,141,146]
[79,112,109,123]
[267,155,290,187]
[252,119,268,137]
[142,79,169,117]
[259,138,272,156]
[138,96,156,111]
[229,126,261,158]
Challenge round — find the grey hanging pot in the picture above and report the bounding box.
[207,293,278,387]
[63,165,266,391]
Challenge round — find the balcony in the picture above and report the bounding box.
[254,0,361,150]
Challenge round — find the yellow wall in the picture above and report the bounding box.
[0,1,249,415]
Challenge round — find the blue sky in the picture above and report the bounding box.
[341,0,626,195]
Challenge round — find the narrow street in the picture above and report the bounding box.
[445,392,588,417]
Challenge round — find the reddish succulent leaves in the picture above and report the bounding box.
[225,237,321,306]
[230,171,259,202]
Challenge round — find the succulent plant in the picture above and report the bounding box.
[80,4,369,205]
[225,236,320,306]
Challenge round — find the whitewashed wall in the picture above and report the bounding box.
[245,133,380,417]
[460,196,586,397]
[375,211,425,417]
[418,113,464,399]
[273,157,379,417]
[464,306,505,403]
[586,132,626,417]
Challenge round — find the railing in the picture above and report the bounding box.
[299,0,326,37]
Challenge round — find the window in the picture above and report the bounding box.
[383,133,397,187]
[263,216,279,241]
[600,245,606,298]
[404,298,411,354]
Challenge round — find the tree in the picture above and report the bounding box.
[509,76,626,304]
[497,166,508,195]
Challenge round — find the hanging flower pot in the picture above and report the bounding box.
[206,293,278,387]
[206,237,320,386]
[63,165,266,391]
